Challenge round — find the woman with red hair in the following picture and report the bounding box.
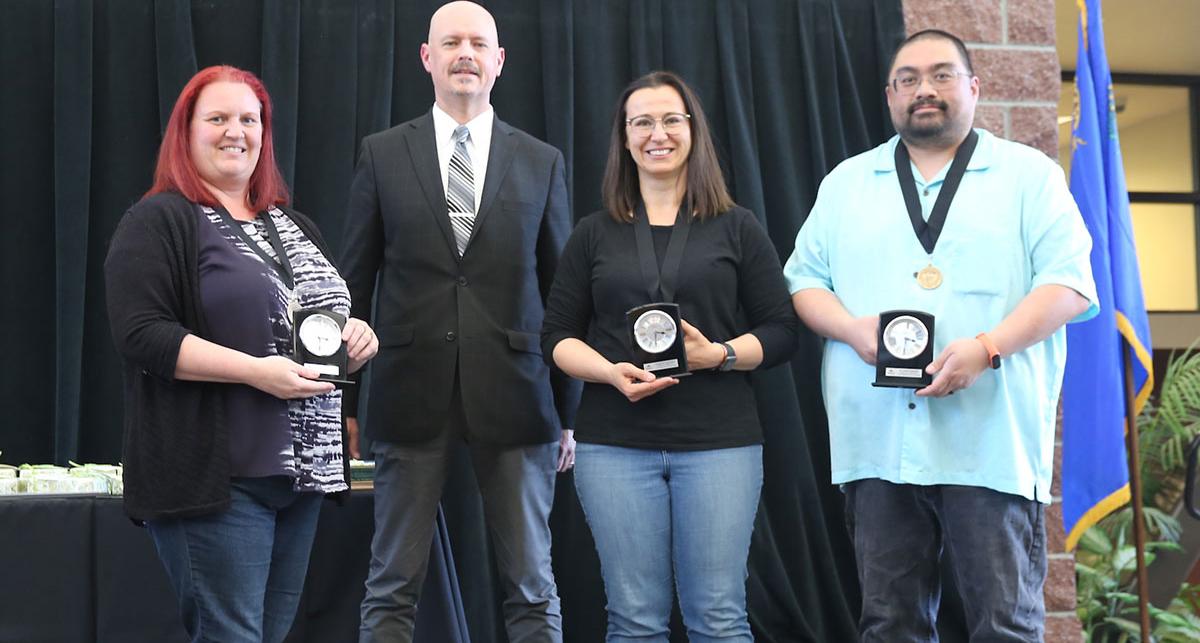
[104,65,378,642]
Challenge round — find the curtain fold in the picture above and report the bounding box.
[4,1,907,640]
[52,0,93,465]
[261,0,302,185]
[713,0,762,216]
[352,0,396,152]
[538,0,574,208]
[154,0,199,131]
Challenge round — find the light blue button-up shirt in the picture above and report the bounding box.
[784,129,1098,503]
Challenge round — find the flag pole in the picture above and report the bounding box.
[1122,336,1152,641]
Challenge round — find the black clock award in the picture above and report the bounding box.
[873,310,935,389]
[293,308,354,387]
[626,302,689,377]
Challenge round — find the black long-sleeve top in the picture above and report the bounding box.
[541,206,798,450]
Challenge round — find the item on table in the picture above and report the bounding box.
[349,459,375,490]
[0,463,124,496]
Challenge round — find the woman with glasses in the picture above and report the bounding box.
[541,70,797,641]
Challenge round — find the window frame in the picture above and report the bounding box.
[1062,71,1200,322]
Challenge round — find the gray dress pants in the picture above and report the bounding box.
[359,424,561,643]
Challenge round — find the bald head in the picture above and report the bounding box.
[421,0,505,122]
[428,1,498,44]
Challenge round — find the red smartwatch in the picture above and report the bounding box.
[975,333,1001,369]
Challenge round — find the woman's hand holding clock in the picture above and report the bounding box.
[680,319,726,371]
[606,362,678,402]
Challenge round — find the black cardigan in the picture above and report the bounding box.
[104,191,349,521]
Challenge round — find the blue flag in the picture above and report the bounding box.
[1061,0,1154,551]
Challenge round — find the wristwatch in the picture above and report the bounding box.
[975,332,1001,369]
[716,342,737,372]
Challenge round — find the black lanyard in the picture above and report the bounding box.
[894,129,978,255]
[632,202,692,303]
[214,205,295,289]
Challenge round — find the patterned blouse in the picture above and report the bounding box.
[197,205,349,493]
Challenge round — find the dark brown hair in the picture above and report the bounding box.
[601,70,734,223]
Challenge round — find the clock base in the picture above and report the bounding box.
[301,374,356,389]
[871,378,930,389]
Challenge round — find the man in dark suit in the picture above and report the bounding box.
[340,2,579,641]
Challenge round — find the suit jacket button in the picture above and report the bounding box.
[457,276,468,286]
[445,331,456,342]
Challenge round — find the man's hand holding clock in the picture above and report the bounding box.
[847,314,880,365]
[916,337,991,398]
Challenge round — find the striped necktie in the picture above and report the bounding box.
[446,125,475,256]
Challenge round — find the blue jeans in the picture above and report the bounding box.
[844,479,1047,642]
[573,443,763,643]
[147,476,324,643]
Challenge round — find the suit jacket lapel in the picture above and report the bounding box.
[468,117,515,252]
[403,113,457,256]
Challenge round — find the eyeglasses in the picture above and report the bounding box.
[889,71,970,95]
[625,112,691,136]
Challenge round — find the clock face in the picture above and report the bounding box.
[633,309,678,354]
[298,313,342,357]
[882,315,929,360]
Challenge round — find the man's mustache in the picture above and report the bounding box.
[909,99,947,114]
[451,62,480,75]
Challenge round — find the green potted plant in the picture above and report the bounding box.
[1075,343,1200,641]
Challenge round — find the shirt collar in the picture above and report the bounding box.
[431,103,495,146]
[873,128,994,174]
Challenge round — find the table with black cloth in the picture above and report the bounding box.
[0,491,467,643]
[0,488,973,642]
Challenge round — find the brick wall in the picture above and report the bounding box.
[900,1,1082,641]
[904,0,1061,158]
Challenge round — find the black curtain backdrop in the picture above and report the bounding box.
[1,1,907,641]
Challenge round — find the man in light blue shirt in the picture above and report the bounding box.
[784,29,1098,641]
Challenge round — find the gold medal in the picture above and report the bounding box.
[916,264,942,290]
